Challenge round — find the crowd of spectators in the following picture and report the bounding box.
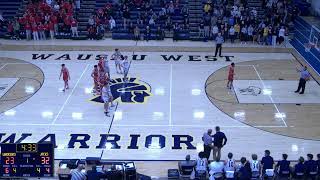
[179,150,320,180]
[200,0,298,46]
[87,0,189,40]
[4,0,79,40]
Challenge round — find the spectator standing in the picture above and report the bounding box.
[71,18,79,37]
[88,26,96,40]
[13,20,20,40]
[275,154,291,179]
[278,26,285,45]
[198,20,204,39]
[212,24,218,40]
[156,26,164,40]
[316,154,320,177]
[202,129,213,160]
[25,23,32,40]
[48,21,54,39]
[70,164,86,180]
[240,25,247,44]
[234,23,240,40]
[75,0,81,11]
[38,22,46,40]
[7,21,14,38]
[109,17,116,30]
[247,25,254,42]
[134,26,140,41]
[212,126,227,160]
[145,25,151,41]
[229,26,235,43]
[32,23,39,40]
[214,33,224,57]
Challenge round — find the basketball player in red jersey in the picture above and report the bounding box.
[59,64,70,92]
[227,63,235,89]
[98,57,105,72]
[91,65,99,94]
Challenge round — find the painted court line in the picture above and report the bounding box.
[252,65,288,127]
[169,64,173,126]
[51,64,89,124]
[0,123,287,128]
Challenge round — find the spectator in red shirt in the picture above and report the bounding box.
[25,23,32,40]
[70,17,78,37]
[50,14,58,35]
[32,23,39,40]
[48,21,55,39]
[38,22,46,40]
[7,21,14,37]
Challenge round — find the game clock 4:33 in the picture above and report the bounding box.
[0,143,54,177]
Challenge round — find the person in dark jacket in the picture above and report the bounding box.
[275,154,291,178]
[305,154,318,179]
[293,156,306,179]
[237,157,251,180]
[86,166,103,180]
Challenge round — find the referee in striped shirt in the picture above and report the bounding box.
[71,164,86,180]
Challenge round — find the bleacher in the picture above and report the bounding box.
[110,0,190,40]
[0,0,23,38]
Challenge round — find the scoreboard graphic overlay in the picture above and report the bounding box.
[0,143,54,177]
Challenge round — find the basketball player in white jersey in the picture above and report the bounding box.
[251,154,261,179]
[111,48,122,74]
[101,81,114,117]
[224,152,236,179]
[103,55,110,78]
[195,152,208,177]
[121,55,130,82]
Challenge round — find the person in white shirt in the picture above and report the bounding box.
[101,82,114,117]
[121,56,130,82]
[109,16,116,30]
[251,154,261,178]
[195,152,208,177]
[111,48,122,73]
[240,26,248,44]
[224,152,236,179]
[209,157,224,180]
[70,164,86,180]
[212,25,219,39]
[229,26,235,43]
[278,26,285,45]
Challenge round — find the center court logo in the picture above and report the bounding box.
[90,77,152,104]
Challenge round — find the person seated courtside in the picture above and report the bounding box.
[293,157,306,179]
[305,154,318,180]
[261,150,275,178]
[250,154,261,179]
[224,152,236,180]
[86,166,103,180]
[105,165,123,180]
[237,157,252,180]
[275,154,291,179]
[209,157,224,180]
[195,152,208,178]
[178,154,196,177]
[317,154,320,178]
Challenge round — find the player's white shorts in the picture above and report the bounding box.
[115,60,120,66]
[102,95,110,103]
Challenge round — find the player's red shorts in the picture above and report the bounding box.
[63,75,68,82]
[228,75,234,81]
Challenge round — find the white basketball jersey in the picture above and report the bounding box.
[225,159,235,171]
[196,158,207,171]
[251,160,260,172]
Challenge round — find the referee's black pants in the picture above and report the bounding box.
[215,44,222,57]
[203,145,211,159]
[296,78,306,94]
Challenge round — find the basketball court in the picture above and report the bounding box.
[0,40,319,164]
